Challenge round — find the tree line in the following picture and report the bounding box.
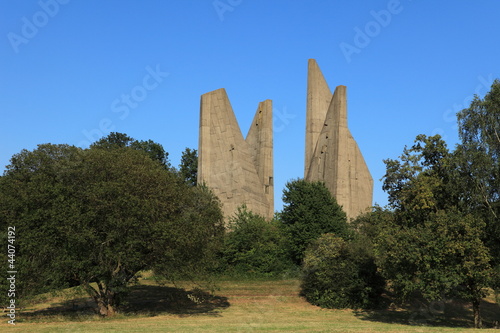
[0,80,499,328]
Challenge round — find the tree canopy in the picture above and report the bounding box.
[0,142,224,316]
[380,133,494,328]
[280,179,349,265]
[91,132,171,169]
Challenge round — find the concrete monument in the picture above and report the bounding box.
[304,59,373,219]
[198,88,274,221]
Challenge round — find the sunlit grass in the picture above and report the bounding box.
[2,276,499,332]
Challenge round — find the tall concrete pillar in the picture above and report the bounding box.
[198,88,274,222]
[305,60,373,220]
[246,100,274,218]
[305,59,333,177]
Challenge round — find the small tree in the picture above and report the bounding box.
[178,148,198,186]
[280,179,350,265]
[221,206,294,277]
[301,233,384,309]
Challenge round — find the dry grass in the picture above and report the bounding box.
[2,277,499,332]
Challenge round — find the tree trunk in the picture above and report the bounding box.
[472,298,482,329]
[94,290,116,316]
[84,282,117,317]
[96,298,116,317]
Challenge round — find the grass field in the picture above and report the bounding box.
[2,277,500,332]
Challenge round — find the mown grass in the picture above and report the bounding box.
[2,276,499,332]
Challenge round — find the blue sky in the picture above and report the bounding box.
[1,1,500,211]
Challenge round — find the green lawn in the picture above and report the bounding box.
[2,278,499,332]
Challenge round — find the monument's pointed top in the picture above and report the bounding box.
[307,59,331,96]
[202,87,226,97]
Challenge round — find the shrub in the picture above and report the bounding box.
[220,206,295,277]
[280,179,350,265]
[301,233,384,309]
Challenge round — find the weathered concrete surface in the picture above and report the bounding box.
[305,59,373,220]
[198,88,273,221]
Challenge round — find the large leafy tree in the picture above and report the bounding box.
[457,80,500,215]
[381,135,492,328]
[0,143,224,316]
[456,80,500,286]
[280,179,349,265]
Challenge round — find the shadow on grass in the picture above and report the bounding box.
[21,284,230,321]
[354,297,500,329]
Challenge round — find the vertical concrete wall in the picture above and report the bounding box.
[246,100,274,218]
[198,88,274,222]
[305,59,333,178]
[305,59,373,220]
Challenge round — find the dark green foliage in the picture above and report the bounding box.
[91,132,134,148]
[1,144,84,304]
[152,183,225,283]
[375,210,491,302]
[0,143,224,316]
[301,233,384,309]
[220,206,294,277]
[280,179,350,265]
[91,132,171,169]
[178,148,198,186]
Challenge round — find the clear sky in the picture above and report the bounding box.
[1,1,500,211]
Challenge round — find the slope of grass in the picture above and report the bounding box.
[2,278,499,332]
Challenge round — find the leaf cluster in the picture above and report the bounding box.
[301,233,384,309]
[219,206,294,277]
[280,179,350,265]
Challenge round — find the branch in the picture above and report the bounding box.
[494,128,500,145]
[477,182,498,219]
